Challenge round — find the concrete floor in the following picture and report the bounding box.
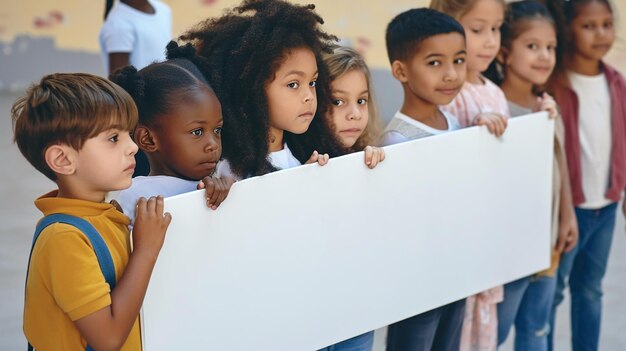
[1,91,624,350]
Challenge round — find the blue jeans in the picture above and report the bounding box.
[318,331,374,351]
[498,274,557,351]
[386,299,465,351]
[548,203,617,351]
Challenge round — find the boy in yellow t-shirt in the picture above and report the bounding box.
[11,73,171,350]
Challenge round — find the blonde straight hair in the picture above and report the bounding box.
[323,46,383,149]
[430,0,505,20]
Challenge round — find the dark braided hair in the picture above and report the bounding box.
[109,41,216,175]
[109,41,212,127]
[180,0,346,178]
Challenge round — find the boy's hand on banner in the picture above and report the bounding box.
[133,196,171,257]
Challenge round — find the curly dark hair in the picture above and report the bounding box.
[180,0,347,178]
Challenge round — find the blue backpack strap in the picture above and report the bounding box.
[28,213,117,290]
[28,344,94,351]
[25,213,116,351]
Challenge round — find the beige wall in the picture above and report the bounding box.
[0,0,422,69]
[0,0,624,70]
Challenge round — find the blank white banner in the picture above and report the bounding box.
[142,112,554,350]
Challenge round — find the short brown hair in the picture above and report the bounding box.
[11,73,138,181]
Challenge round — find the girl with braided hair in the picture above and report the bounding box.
[110,41,234,227]
[181,0,384,181]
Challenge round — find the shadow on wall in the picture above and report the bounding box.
[0,35,104,91]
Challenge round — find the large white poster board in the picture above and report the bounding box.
[143,113,554,350]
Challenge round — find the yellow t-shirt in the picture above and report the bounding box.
[24,190,141,350]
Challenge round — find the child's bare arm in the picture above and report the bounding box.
[555,150,578,253]
[74,196,171,350]
[474,112,508,137]
[198,176,235,210]
[363,145,385,169]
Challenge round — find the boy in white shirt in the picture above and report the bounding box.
[381,8,467,351]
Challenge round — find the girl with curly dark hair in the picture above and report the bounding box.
[180,0,383,180]
[109,41,233,226]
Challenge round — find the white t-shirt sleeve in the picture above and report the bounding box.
[116,186,141,228]
[442,111,461,131]
[380,130,409,146]
[100,18,135,54]
[215,160,243,181]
